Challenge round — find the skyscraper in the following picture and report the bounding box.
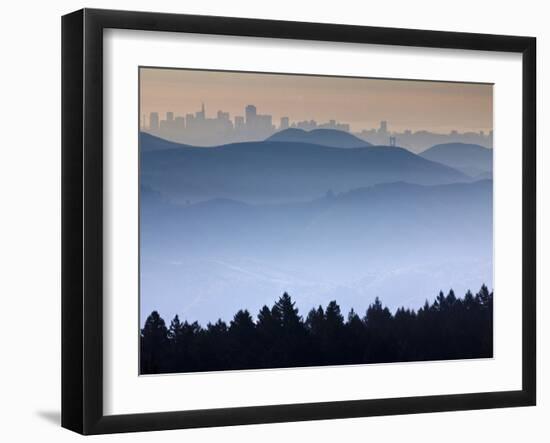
[149,112,159,130]
[245,105,257,125]
[235,116,245,130]
[196,103,206,120]
[280,116,289,130]
[217,110,230,121]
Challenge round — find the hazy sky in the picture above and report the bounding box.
[140,67,493,134]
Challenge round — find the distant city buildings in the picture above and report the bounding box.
[143,104,493,151]
[235,116,245,130]
[245,105,256,124]
[280,116,289,130]
[144,104,351,147]
[358,121,493,152]
[149,112,159,131]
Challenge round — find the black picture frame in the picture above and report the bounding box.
[62,8,536,435]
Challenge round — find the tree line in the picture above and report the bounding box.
[141,285,493,374]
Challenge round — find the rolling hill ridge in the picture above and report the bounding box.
[266,127,372,148]
[420,142,492,177]
[140,132,469,204]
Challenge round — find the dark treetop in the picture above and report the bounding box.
[141,285,493,374]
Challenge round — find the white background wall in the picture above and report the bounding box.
[0,0,546,441]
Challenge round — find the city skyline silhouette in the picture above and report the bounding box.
[141,102,493,152]
[140,67,493,152]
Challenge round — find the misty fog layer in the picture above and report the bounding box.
[139,131,493,325]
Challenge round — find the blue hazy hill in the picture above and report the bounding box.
[140,132,468,204]
[419,142,492,177]
[140,132,196,151]
[140,180,493,325]
[266,127,372,148]
[142,180,492,257]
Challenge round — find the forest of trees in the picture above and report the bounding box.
[140,286,493,374]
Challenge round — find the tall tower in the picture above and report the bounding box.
[280,116,289,130]
[196,103,206,120]
[245,105,257,125]
[149,112,159,130]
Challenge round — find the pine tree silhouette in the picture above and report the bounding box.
[141,311,168,373]
[140,286,494,374]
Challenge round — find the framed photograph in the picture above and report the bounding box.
[62,8,536,435]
